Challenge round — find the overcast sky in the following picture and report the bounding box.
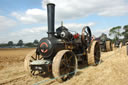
[0,0,128,43]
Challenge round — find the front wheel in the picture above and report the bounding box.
[24,49,43,76]
[52,50,78,82]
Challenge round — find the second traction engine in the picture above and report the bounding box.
[24,3,101,83]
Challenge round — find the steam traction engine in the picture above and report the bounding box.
[96,33,113,52]
[24,3,101,82]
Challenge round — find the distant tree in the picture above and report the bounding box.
[25,43,34,47]
[33,39,39,46]
[0,43,8,48]
[123,25,128,31]
[17,40,23,47]
[109,26,122,41]
[122,25,128,40]
[8,41,13,46]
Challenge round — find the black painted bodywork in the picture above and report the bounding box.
[33,3,88,73]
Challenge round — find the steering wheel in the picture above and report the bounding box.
[81,26,92,48]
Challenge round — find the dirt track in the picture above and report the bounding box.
[0,47,128,85]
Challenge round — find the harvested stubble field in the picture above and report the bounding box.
[0,47,128,85]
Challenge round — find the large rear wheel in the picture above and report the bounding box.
[106,41,112,51]
[88,41,101,65]
[52,50,77,82]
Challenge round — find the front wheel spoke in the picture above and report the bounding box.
[37,55,40,60]
[67,56,72,62]
[60,68,67,75]
[37,55,39,60]
[65,69,70,74]
[31,70,35,75]
[62,75,68,80]
[61,61,67,66]
[31,56,36,60]
[64,54,67,60]
[69,66,75,69]
[30,60,33,62]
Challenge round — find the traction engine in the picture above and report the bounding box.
[24,3,101,82]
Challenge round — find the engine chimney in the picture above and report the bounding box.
[47,3,55,37]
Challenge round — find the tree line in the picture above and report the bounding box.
[0,24,128,48]
[109,24,128,43]
[0,39,39,48]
